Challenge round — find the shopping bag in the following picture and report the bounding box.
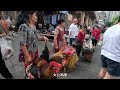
[0,37,14,60]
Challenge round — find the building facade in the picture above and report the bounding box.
[96,11,106,21]
[68,11,96,28]
[0,11,96,30]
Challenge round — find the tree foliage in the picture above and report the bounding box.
[111,16,119,24]
[105,21,113,27]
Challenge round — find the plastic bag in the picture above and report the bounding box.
[85,34,90,40]
[0,37,14,60]
[83,40,93,49]
[83,41,90,48]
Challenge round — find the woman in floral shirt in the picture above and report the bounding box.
[16,11,48,78]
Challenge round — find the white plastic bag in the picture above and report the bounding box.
[85,34,90,40]
[0,37,14,60]
[83,40,93,49]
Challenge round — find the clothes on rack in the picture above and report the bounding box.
[38,11,67,31]
[37,12,44,25]
[57,14,60,20]
[43,15,47,25]
[57,13,66,20]
[60,13,65,19]
[51,14,57,25]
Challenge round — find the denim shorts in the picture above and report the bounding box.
[101,55,120,76]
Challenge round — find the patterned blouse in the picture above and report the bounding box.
[18,23,39,52]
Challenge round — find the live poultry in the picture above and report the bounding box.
[61,46,79,72]
[50,56,66,73]
[50,46,66,60]
[40,42,50,63]
[66,53,79,72]
[37,59,62,79]
[50,46,77,72]
[25,57,63,79]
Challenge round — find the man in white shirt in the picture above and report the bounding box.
[69,19,79,45]
[99,16,120,79]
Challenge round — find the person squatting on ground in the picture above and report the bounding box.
[99,16,120,79]
[16,11,48,79]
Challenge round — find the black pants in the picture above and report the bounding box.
[92,39,98,46]
[0,50,12,78]
[76,43,82,56]
[70,38,76,45]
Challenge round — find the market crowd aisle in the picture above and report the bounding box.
[0,34,103,79]
[61,44,102,79]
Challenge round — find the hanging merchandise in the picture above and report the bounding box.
[68,14,73,21]
[46,15,51,24]
[43,15,48,25]
[51,14,57,25]
[37,11,44,24]
[57,14,60,20]
[49,15,51,24]
[59,13,65,20]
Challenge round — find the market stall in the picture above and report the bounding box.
[37,11,68,39]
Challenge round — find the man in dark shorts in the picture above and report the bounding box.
[99,16,120,79]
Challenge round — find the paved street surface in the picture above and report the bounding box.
[0,33,103,79]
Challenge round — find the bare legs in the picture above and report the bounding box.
[99,68,113,79]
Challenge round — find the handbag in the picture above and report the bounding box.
[18,49,25,62]
[18,28,29,62]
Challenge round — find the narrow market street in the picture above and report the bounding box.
[0,33,102,79]
[1,11,118,79]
